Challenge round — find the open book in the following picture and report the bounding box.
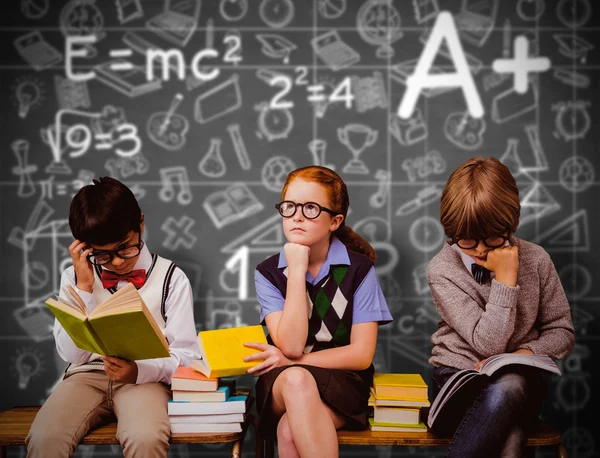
[45,283,170,361]
[428,354,561,428]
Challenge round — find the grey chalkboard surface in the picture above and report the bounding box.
[0,0,597,455]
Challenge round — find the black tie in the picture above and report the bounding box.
[471,264,491,285]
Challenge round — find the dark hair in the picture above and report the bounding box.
[282,166,377,263]
[69,176,142,245]
[440,156,520,241]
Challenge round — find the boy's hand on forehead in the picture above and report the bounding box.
[284,243,310,275]
[473,245,519,287]
[69,239,95,293]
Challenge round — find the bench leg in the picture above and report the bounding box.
[558,442,568,458]
[265,439,275,458]
[255,435,264,458]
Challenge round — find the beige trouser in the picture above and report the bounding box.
[26,371,172,458]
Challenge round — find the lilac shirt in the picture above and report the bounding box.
[255,237,393,326]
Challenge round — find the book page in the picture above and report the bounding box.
[91,283,139,317]
[56,292,83,314]
[427,369,478,428]
[65,285,87,315]
[480,353,561,376]
[45,297,87,321]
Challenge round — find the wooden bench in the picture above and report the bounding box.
[0,406,255,458]
[256,420,568,458]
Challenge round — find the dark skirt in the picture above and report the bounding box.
[255,363,374,440]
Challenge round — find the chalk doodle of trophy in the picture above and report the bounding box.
[147,93,189,151]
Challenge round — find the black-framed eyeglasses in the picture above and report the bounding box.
[453,234,510,250]
[275,201,340,220]
[87,235,144,266]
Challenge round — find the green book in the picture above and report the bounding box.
[46,283,170,361]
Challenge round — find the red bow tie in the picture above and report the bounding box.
[100,269,146,289]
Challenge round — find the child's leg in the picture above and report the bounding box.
[499,424,527,458]
[112,381,171,458]
[270,367,345,458]
[26,372,113,458]
[447,367,546,458]
[276,413,300,458]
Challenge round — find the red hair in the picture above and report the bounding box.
[281,166,377,263]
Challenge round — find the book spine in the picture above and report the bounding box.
[85,320,109,356]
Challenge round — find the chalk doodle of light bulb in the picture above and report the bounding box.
[11,76,45,119]
[353,216,392,243]
[10,347,45,390]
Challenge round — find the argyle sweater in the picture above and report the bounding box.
[256,250,373,353]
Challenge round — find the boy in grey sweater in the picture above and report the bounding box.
[427,156,574,458]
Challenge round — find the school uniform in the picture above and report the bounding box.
[254,237,392,439]
[26,244,200,458]
[427,237,574,457]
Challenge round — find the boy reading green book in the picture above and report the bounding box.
[26,177,200,458]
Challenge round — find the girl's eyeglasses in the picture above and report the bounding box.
[275,201,340,220]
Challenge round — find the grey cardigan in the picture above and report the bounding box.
[427,237,575,370]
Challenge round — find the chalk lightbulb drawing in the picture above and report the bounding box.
[12,76,45,119]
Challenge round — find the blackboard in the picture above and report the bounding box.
[0,0,597,455]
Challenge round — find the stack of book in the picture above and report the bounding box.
[169,368,251,433]
[368,373,430,433]
[169,325,268,434]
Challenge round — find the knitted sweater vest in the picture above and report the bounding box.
[257,250,372,353]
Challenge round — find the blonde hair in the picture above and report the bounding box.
[282,166,377,263]
[440,156,520,241]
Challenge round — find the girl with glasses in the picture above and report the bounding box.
[245,166,392,458]
[427,157,574,457]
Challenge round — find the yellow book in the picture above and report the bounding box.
[368,418,428,433]
[45,283,170,361]
[373,373,428,399]
[368,388,430,408]
[191,325,267,378]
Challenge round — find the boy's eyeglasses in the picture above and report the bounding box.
[454,235,510,250]
[87,236,144,266]
[275,201,340,220]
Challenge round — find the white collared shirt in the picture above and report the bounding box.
[53,244,201,384]
[451,243,497,280]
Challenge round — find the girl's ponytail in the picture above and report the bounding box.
[334,224,376,263]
